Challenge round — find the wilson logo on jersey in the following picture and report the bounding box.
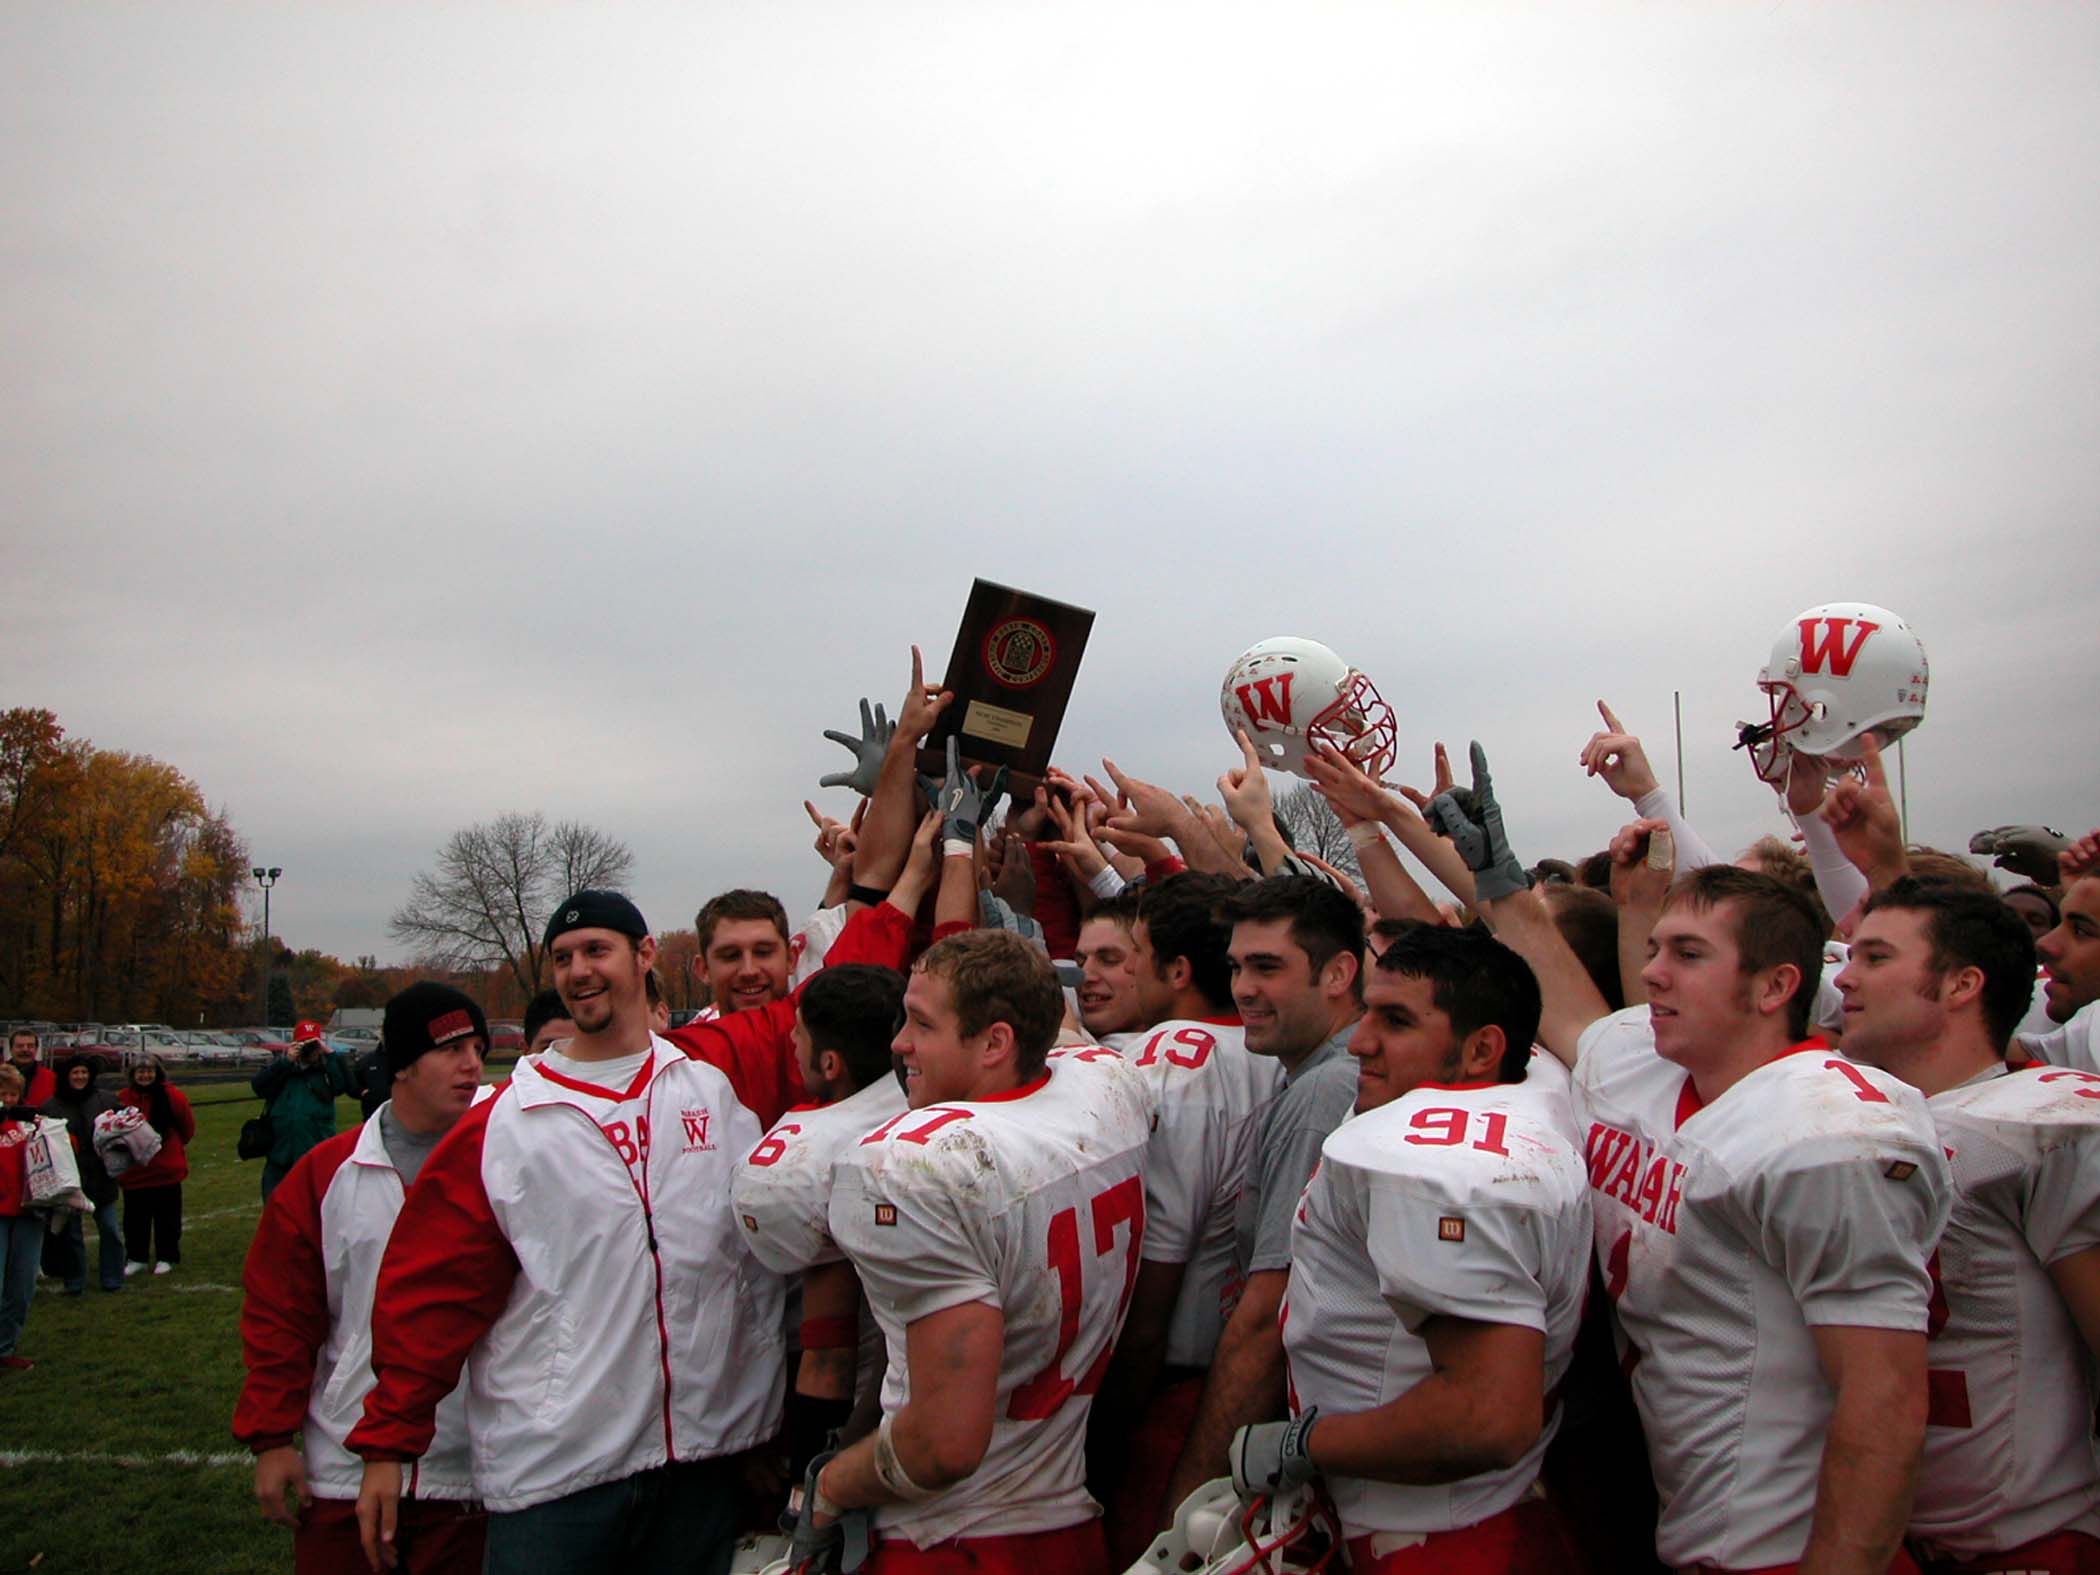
[1437,1217,1466,1243]
[1884,1160,1917,1181]
[1234,674,1294,730]
[1797,616,1880,677]
[873,1203,897,1227]
[1586,1121,1687,1235]
[741,1213,758,1232]
[680,1108,715,1153]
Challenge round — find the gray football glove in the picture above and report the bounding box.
[784,1450,870,1574]
[1425,741,1531,901]
[934,737,1007,845]
[1229,1408,1321,1501]
[1968,824,2069,886]
[819,700,894,797]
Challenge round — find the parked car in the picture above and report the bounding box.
[487,1022,525,1054]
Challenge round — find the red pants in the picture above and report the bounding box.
[1916,1530,2100,1575]
[295,1496,487,1575]
[1098,1373,1204,1569]
[865,1519,1107,1575]
[1681,1554,1922,1575]
[1346,1499,1579,1574]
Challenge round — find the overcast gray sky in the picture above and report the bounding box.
[6,2,2096,964]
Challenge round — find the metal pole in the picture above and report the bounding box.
[1673,690,1686,810]
[253,866,281,1023]
[1897,738,1910,845]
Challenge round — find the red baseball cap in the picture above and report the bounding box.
[293,1020,327,1044]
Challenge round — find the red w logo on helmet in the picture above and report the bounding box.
[1797,617,1880,677]
[1234,674,1294,731]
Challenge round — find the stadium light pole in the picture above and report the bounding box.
[252,866,282,1022]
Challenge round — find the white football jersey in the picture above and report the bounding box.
[2022,998,2099,1076]
[829,1047,1155,1545]
[733,1078,909,1274]
[1122,1017,1282,1367]
[1282,1067,1592,1537]
[1913,1065,2100,1558]
[1573,1009,1952,1570]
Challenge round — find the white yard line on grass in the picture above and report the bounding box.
[169,1282,239,1293]
[181,1205,258,1226]
[0,1449,249,1469]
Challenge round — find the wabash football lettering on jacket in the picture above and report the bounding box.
[1121,1017,1279,1367]
[1911,1065,2100,1560]
[1283,1063,1592,1540]
[1572,1007,1951,1572]
[348,902,912,1514]
[828,1047,1154,1547]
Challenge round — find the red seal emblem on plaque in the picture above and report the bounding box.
[983,618,1057,689]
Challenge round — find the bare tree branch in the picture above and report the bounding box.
[388,812,635,995]
[1275,783,1363,882]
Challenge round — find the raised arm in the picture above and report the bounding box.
[853,646,952,895]
[1582,699,1723,872]
[1425,743,1612,1065]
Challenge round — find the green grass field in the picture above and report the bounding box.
[0,1082,349,1574]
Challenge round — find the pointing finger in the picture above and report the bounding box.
[1598,699,1625,734]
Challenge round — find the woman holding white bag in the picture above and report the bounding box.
[115,1057,193,1277]
[0,1062,42,1373]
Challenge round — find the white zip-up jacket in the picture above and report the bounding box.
[235,1104,477,1500]
[347,902,911,1514]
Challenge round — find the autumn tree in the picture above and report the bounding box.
[388,813,634,997]
[0,708,253,1024]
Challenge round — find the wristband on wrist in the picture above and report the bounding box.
[1344,822,1384,851]
[943,838,976,859]
[873,1412,937,1502]
[1087,865,1127,899]
[846,882,891,906]
[809,1465,845,1521]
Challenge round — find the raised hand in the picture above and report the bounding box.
[1579,701,1661,802]
[1968,824,2072,885]
[1042,790,1110,881]
[1820,736,1907,890]
[1607,818,1675,913]
[1100,758,1191,841]
[1423,742,1530,901]
[2060,831,2100,883]
[1395,742,1457,813]
[804,799,862,872]
[895,644,955,745]
[1305,742,1403,827]
[1781,751,1833,820]
[1217,730,1277,833]
[935,737,1007,845]
[818,698,894,796]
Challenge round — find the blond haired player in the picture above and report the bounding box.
[800,930,1153,1575]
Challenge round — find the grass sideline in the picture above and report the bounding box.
[0,1081,400,1574]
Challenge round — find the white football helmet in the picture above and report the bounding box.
[1124,1478,1341,1575]
[1220,638,1398,781]
[1737,601,1928,784]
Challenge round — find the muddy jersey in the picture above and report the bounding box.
[1573,1008,1951,1570]
[1122,1017,1280,1367]
[734,1078,909,1274]
[829,1048,1154,1545]
[2023,999,2100,1075]
[1913,1064,2100,1558]
[1282,1066,1591,1537]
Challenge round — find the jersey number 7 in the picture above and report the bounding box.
[1008,1176,1146,1421]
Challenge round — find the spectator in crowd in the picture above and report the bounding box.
[251,1021,359,1201]
[237,981,492,1574]
[117,1055,194,1276]
[7,1029,54,1109]
[520,989,573,1060]
[0,1063,39,1371]
[40,1053,123,1295]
